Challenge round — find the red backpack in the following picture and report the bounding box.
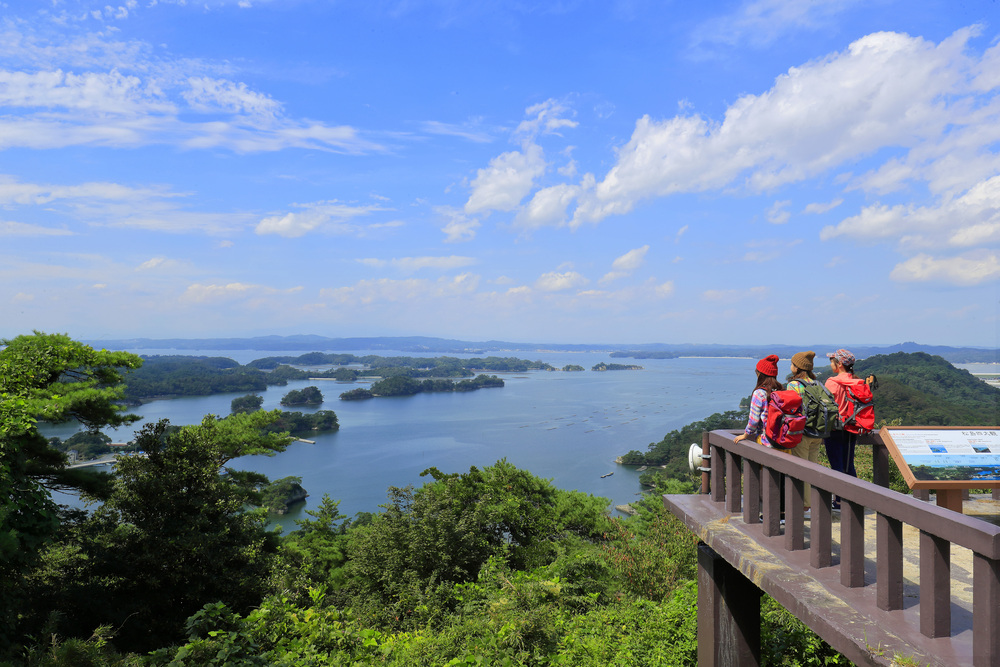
[765,390,806,449]
[840,378,875,434]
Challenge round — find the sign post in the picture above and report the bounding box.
[879,427,1000,514]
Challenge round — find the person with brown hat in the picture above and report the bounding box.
[786,351,824,517]
[733,354,782,447]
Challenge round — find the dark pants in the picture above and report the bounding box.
[824,430,858,506]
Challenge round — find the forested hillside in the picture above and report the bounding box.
[855,352,999,425]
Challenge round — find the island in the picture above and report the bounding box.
[591,362,644,371]
[261,476,308,514]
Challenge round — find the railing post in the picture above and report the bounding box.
[877,512,904,610]
[762,466,781,537]
[744,459,761,525]
[726,452,742,514]
[711,444,725,503]
[841,500,865,588]
[785,474,804,551]
[919,530,950,638]
[872,442,890,488]
[973,552,1000,667]
[810,487,832,568]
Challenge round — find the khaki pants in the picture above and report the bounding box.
[787,435,823,508]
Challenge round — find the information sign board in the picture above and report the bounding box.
[880,426,1000,489]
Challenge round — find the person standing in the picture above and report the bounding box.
[786,351,823,515]
[824,348,873,509]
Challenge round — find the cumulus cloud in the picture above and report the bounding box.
[571,28,994,226]
[513,182,581,230]
[601,245,649,283]
[890,251,1000,285]
[256,201,387,238]
[821,174,1000,248]
[535,271,588,292]
[464,143,546,215]
[766,200,791,224]
[357,256,476,272]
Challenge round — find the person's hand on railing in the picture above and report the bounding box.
[733,433,747,444]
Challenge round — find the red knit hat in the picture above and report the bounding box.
[756,354,779,377]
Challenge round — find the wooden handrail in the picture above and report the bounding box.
[704,428,1000,665]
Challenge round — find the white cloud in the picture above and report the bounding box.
[516,99,578,139]
[256,201,387,238]
[535,271,588,292]
[766,200,791,224]
[890,251,1000,285]
[0,220,72,236]
[602,245,650,283]
[320,274,480,305]
[182,77,282,119]
[357,256,476,272]
[465,143,546,215]
[436,206,480,242]
[572,28,994,226]
[821,174,1000,248]
[692,0,865,50]
[0,27,382,155]
[703,286,769,301]
[181,282,302,303]
[803,198,843,214]
[513,183,580,229]
[420,120,493,143]
[674,225,689,243]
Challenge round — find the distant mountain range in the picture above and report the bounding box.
[83,335,998,364]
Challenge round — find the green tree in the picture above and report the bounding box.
[280,386,324,406]
[45,412,293,653]
[0,332,142,653]
[231,393,264,414]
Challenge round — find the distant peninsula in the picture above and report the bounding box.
[84,335,997,364]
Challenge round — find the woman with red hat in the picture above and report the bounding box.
[733,354,782,447]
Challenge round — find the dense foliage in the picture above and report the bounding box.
[261,476,307,514]
[280,385,324,406]
[11,342,995,665]
[856,352,999,425]
[366,374,504,398]
[122,356,274,400]
[592,362,643,371]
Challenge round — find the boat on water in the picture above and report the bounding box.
[601,472,614,478]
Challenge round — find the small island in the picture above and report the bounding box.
[562,364,585,372]
[591,362,644,371]
[340,374,504,400]
[280,386,324,406]
[261,476,308,514]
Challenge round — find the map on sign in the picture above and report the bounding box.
[881,427,1000,488]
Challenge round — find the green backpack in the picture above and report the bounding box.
[792,380,842,438]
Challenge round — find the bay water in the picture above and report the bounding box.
[47,351,763,530]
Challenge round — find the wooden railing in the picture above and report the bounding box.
[697,428,1000,667]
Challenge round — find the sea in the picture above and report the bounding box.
[44,349,989,531]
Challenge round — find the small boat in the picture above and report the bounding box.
[601,472,614,478]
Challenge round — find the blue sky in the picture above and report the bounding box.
[2,0,999,346]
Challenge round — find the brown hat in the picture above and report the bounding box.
[791,351,815,372]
